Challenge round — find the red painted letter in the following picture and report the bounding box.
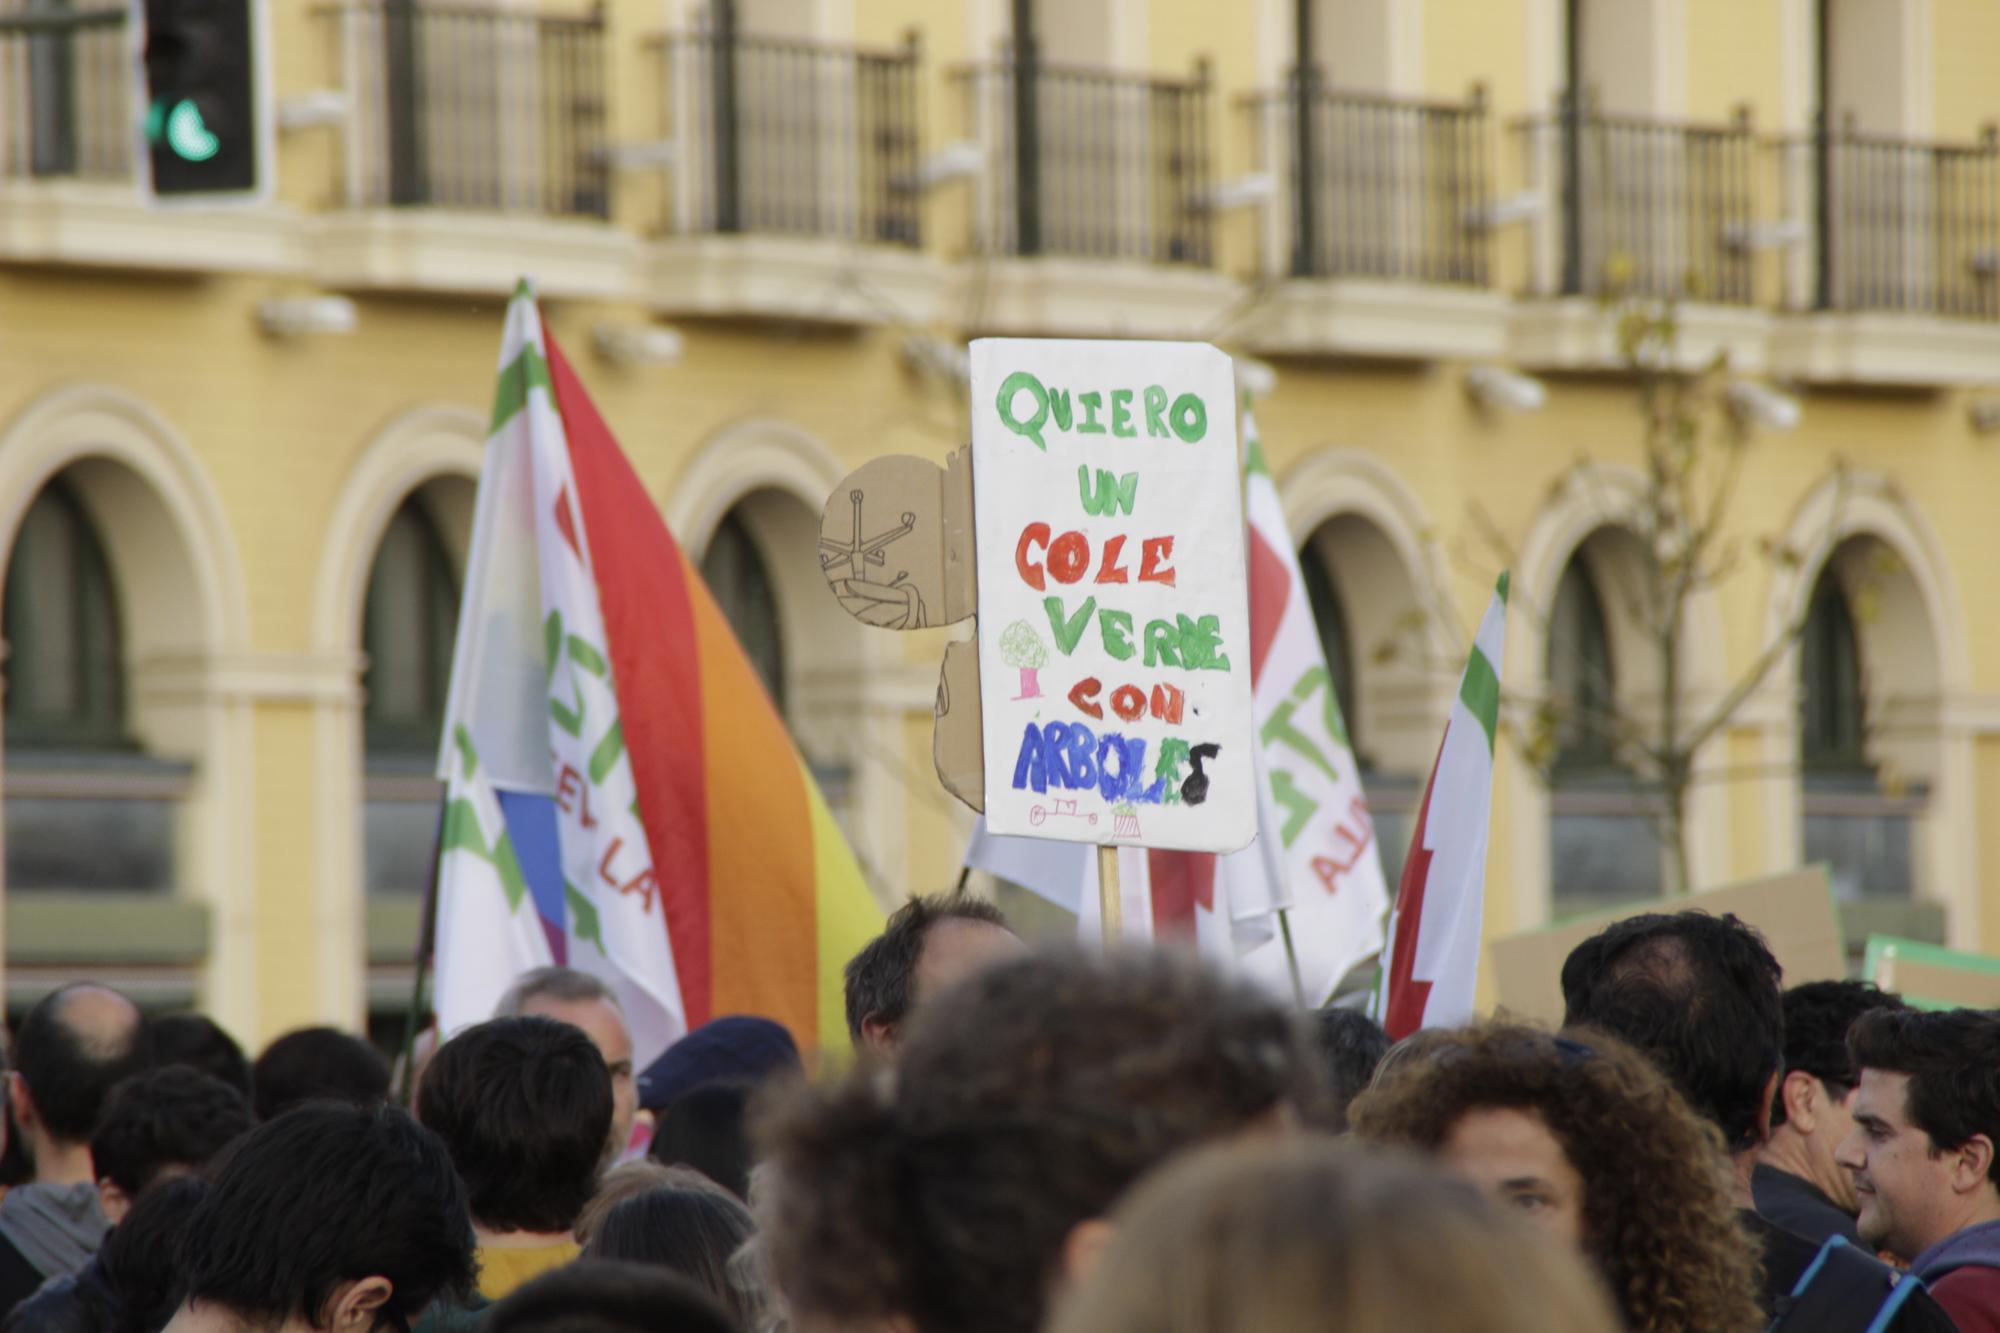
[1067,676,1105,719]
[1139,535,1177,586]
[1095,533,1130,583]
[1015,522,1050,590]
[1110,684,1147,722]
[1048,531,1090,584]
[1149,682,1185,725]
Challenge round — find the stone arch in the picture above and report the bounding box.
[0,384,255,1026]
[309,405,484,1027]
[1280,449,1451,779]
[1511,463,1731,919]
[1768,472,1972,941]
[312,404,485,661]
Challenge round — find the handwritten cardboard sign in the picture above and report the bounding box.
[969,338,1256,855]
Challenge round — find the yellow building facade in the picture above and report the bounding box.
[1,0,1996,1044]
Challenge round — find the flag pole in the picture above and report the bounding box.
[1276,907,1308,1009]
[393,792,448,1107]
[1097,845,1122,948]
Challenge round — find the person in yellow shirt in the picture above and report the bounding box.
[413,1016,614,1329]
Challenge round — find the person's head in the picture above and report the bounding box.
[1350,1022,1763,1333]
[170,1104,475,1332]
[100,1176,208,1333]
[1313,1007,1390,1131]
[639,1015,802,1114]
[1768,980,1907,1211]
[495,967,637,1164]
[11,982,148,1168]
[251,1027,390,1123]
[417,1015,611,1237]
[650,1082,754,1200]
[1047,1139,1622,1333]
[1560,910,1783,1152]
[585,1186,759,1326]
[1836,1007,2000,1262]
[842,894,1024,1056]
[90,1066,254,1223]
[483,1260,737,1333]
[575,1160,726,1246]
[151,1013,254,1103]
[764,948,1315,1333]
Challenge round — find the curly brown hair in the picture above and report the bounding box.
[1349,1021,1763,1333]
[758,948,1319,1333]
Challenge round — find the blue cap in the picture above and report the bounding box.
[638,1015,803,1111]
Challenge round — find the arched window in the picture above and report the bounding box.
[362,497,459,754]
[1298,539,1362,761]
[2,479,127,749]
[1800,568,1867,772]
[1547,555,1615,771]
[702,510,786,715]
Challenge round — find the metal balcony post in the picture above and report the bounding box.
[1011,0,1040,256]
[712,0,741,232]
[1290,0,1316,277]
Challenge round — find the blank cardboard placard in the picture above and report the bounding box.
[1864,936,2000,1010]
[969,338,1256,854]
[1489,866,1846,1026]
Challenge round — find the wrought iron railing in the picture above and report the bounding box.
[1248,79,1489,286]
[328,1,609,217]
[958,57,1212,266]
[1780,126,2000,321]
[1522,105,1758,304]
[658,29,921,246]
[0,4,131,182]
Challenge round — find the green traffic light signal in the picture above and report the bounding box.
[149,98,221,164]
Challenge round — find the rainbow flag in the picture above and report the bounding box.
[434,284,881,1060]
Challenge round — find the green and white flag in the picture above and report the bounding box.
[1380,574,1508,1039]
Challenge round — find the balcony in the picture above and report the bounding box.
[953,55,1233,339]
[1513,105,1772,372]
[647,28,942,325]
[313,1,634,298]
[0,4,291,270]
[1236,78,1505,361]
[1770,126,2000,386]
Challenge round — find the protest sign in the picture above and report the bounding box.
[1864,935,2000,1010]
[1488,865,1846,1025]
[969,339,1256,856]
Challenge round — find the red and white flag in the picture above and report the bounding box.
[1379,574,1509,1039]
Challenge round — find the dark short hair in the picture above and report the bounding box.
[1772,980,1906,1127]
[585,1187,758,1325]
[178,1104,475,1327]
[485,1260,738,1333]
[418,1016,612,1234]
[251,1027,390,1122]
[1561,911,1783,1151]
[843,894,1010,1044]
[1849,1007,2000,1187]
[1314,1008,1391,1130]
[15,983,149,1144]
[151,1013,255,1103]
[90,1067,254,1198]
[649,1082,753,1200]
[767,949,1317,1333]
[99,1176,209,1333]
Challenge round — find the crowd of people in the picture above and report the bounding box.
[0,895,1995,1331]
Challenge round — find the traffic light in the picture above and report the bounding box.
[142,0,262,200]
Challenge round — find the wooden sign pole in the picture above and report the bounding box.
[1097,845,1122,949]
